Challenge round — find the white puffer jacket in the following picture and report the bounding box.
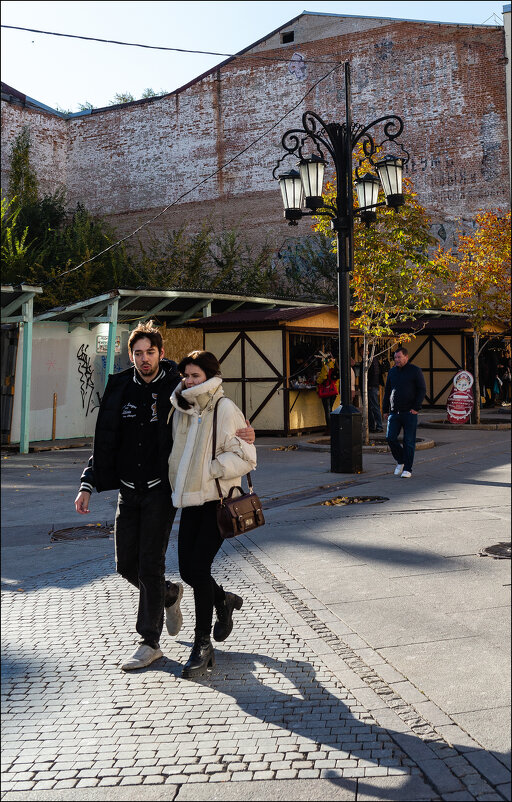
[168,376,257,508]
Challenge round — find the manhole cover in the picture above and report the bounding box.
[317,495,388,507]
[479,542,511,560]
[50,524,113,542]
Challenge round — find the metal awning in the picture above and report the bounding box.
[1,284,43,454]
[34,288,320,328]
[35,288,322,390]
[1,284,43,323]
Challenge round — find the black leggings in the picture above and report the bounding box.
[178,501,225,636]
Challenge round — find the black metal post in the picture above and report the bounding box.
[274,62,407,473]
[330,63,362,473]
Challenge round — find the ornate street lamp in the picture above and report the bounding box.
[273,62,409,473]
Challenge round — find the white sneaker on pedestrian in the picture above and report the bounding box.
[394,463,404,476]
[401,470,412,478]
[121,644,163,671]
[165,582,184,637]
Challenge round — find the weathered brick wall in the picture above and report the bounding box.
[1,102,67,198]
[1,15,509,256]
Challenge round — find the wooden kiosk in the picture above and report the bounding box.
[197,306,341,435]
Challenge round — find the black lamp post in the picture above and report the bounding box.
[273,62,409,473]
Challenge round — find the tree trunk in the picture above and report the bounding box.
[473,331,481,424]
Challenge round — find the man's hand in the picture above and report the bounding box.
[410,409,418,415]
[236,420,256,444]
[75,490,91,515]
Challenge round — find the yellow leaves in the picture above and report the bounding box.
[435,209,511,331]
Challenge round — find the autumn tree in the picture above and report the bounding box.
[433,210,511,423]
[311,161,448,442]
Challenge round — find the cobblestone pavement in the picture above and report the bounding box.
[2,530,509,801]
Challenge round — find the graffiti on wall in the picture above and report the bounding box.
[76,344,101,415]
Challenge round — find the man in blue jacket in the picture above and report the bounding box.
[382,346,426,479]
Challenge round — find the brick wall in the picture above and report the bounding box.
[1,14,509,255]
[1,102,67,198]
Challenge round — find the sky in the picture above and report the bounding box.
[1,1,507,112]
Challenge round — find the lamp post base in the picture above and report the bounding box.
[330,405,363,473]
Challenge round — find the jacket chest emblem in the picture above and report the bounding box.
[150,393,158,423]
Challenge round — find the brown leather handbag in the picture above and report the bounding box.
[212,400,265,539]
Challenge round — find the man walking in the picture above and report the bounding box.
[74,322,254,671]
[383,346,426,478]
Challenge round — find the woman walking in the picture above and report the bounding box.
[168,351,257,679]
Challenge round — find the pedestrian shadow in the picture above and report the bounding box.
[158,648,510,800]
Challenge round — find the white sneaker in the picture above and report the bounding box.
[121,644,163,671]
[165,582,184,637]
[401,470,412,478]
[394,463,404,476]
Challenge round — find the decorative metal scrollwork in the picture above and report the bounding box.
[273,110,409,182]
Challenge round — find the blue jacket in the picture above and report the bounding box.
[382,362,426,413]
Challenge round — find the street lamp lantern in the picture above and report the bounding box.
[375,155,405,209]
[299,154,326,210]
[278,169,304,223]
[355,172,380,225]
[273,62,410,474]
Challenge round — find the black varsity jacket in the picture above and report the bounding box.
[79,358,180,493]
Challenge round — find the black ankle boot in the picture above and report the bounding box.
[182,634,215,679]
[213,591,243,642]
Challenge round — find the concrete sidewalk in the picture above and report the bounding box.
[1,421,510,801]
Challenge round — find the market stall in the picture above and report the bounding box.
[197,306,352,434]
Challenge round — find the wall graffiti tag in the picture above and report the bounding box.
[77,344,101,415]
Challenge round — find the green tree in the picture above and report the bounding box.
[8,127,38,205]
[1,195,32,277]
[2,132,134,309]
[134,223,289,298]
[141,88,168,98]
[111,92,135,105]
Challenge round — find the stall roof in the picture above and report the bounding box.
[1,284,43,323]
[34,288,321,328]
[195,305,336,328]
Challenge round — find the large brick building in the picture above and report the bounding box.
[1,9,511,253]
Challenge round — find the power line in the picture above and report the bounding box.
[36,59,345,286]
[1,24,341,65]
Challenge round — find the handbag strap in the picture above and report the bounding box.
[212,398,254,502]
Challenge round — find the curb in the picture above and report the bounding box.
[299,437,436,454]
[420,421,510,431]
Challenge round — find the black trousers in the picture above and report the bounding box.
[114,485,177,648]
[178,501,225,636]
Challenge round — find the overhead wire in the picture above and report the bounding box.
[28,59,346,287]
[1,24,342,65]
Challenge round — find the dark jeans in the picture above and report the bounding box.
[321,395,336,427]
[178,501,225,636]
[368,386,383,431]
[386,411,418,472]
[114,485,177,648]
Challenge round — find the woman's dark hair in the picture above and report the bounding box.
[178,350,221,380]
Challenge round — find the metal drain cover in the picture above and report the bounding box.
[50,524,113,542]
[479,542,511,560]
[317,495,388,507]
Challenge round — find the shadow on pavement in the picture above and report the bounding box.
[155,649,510,799]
